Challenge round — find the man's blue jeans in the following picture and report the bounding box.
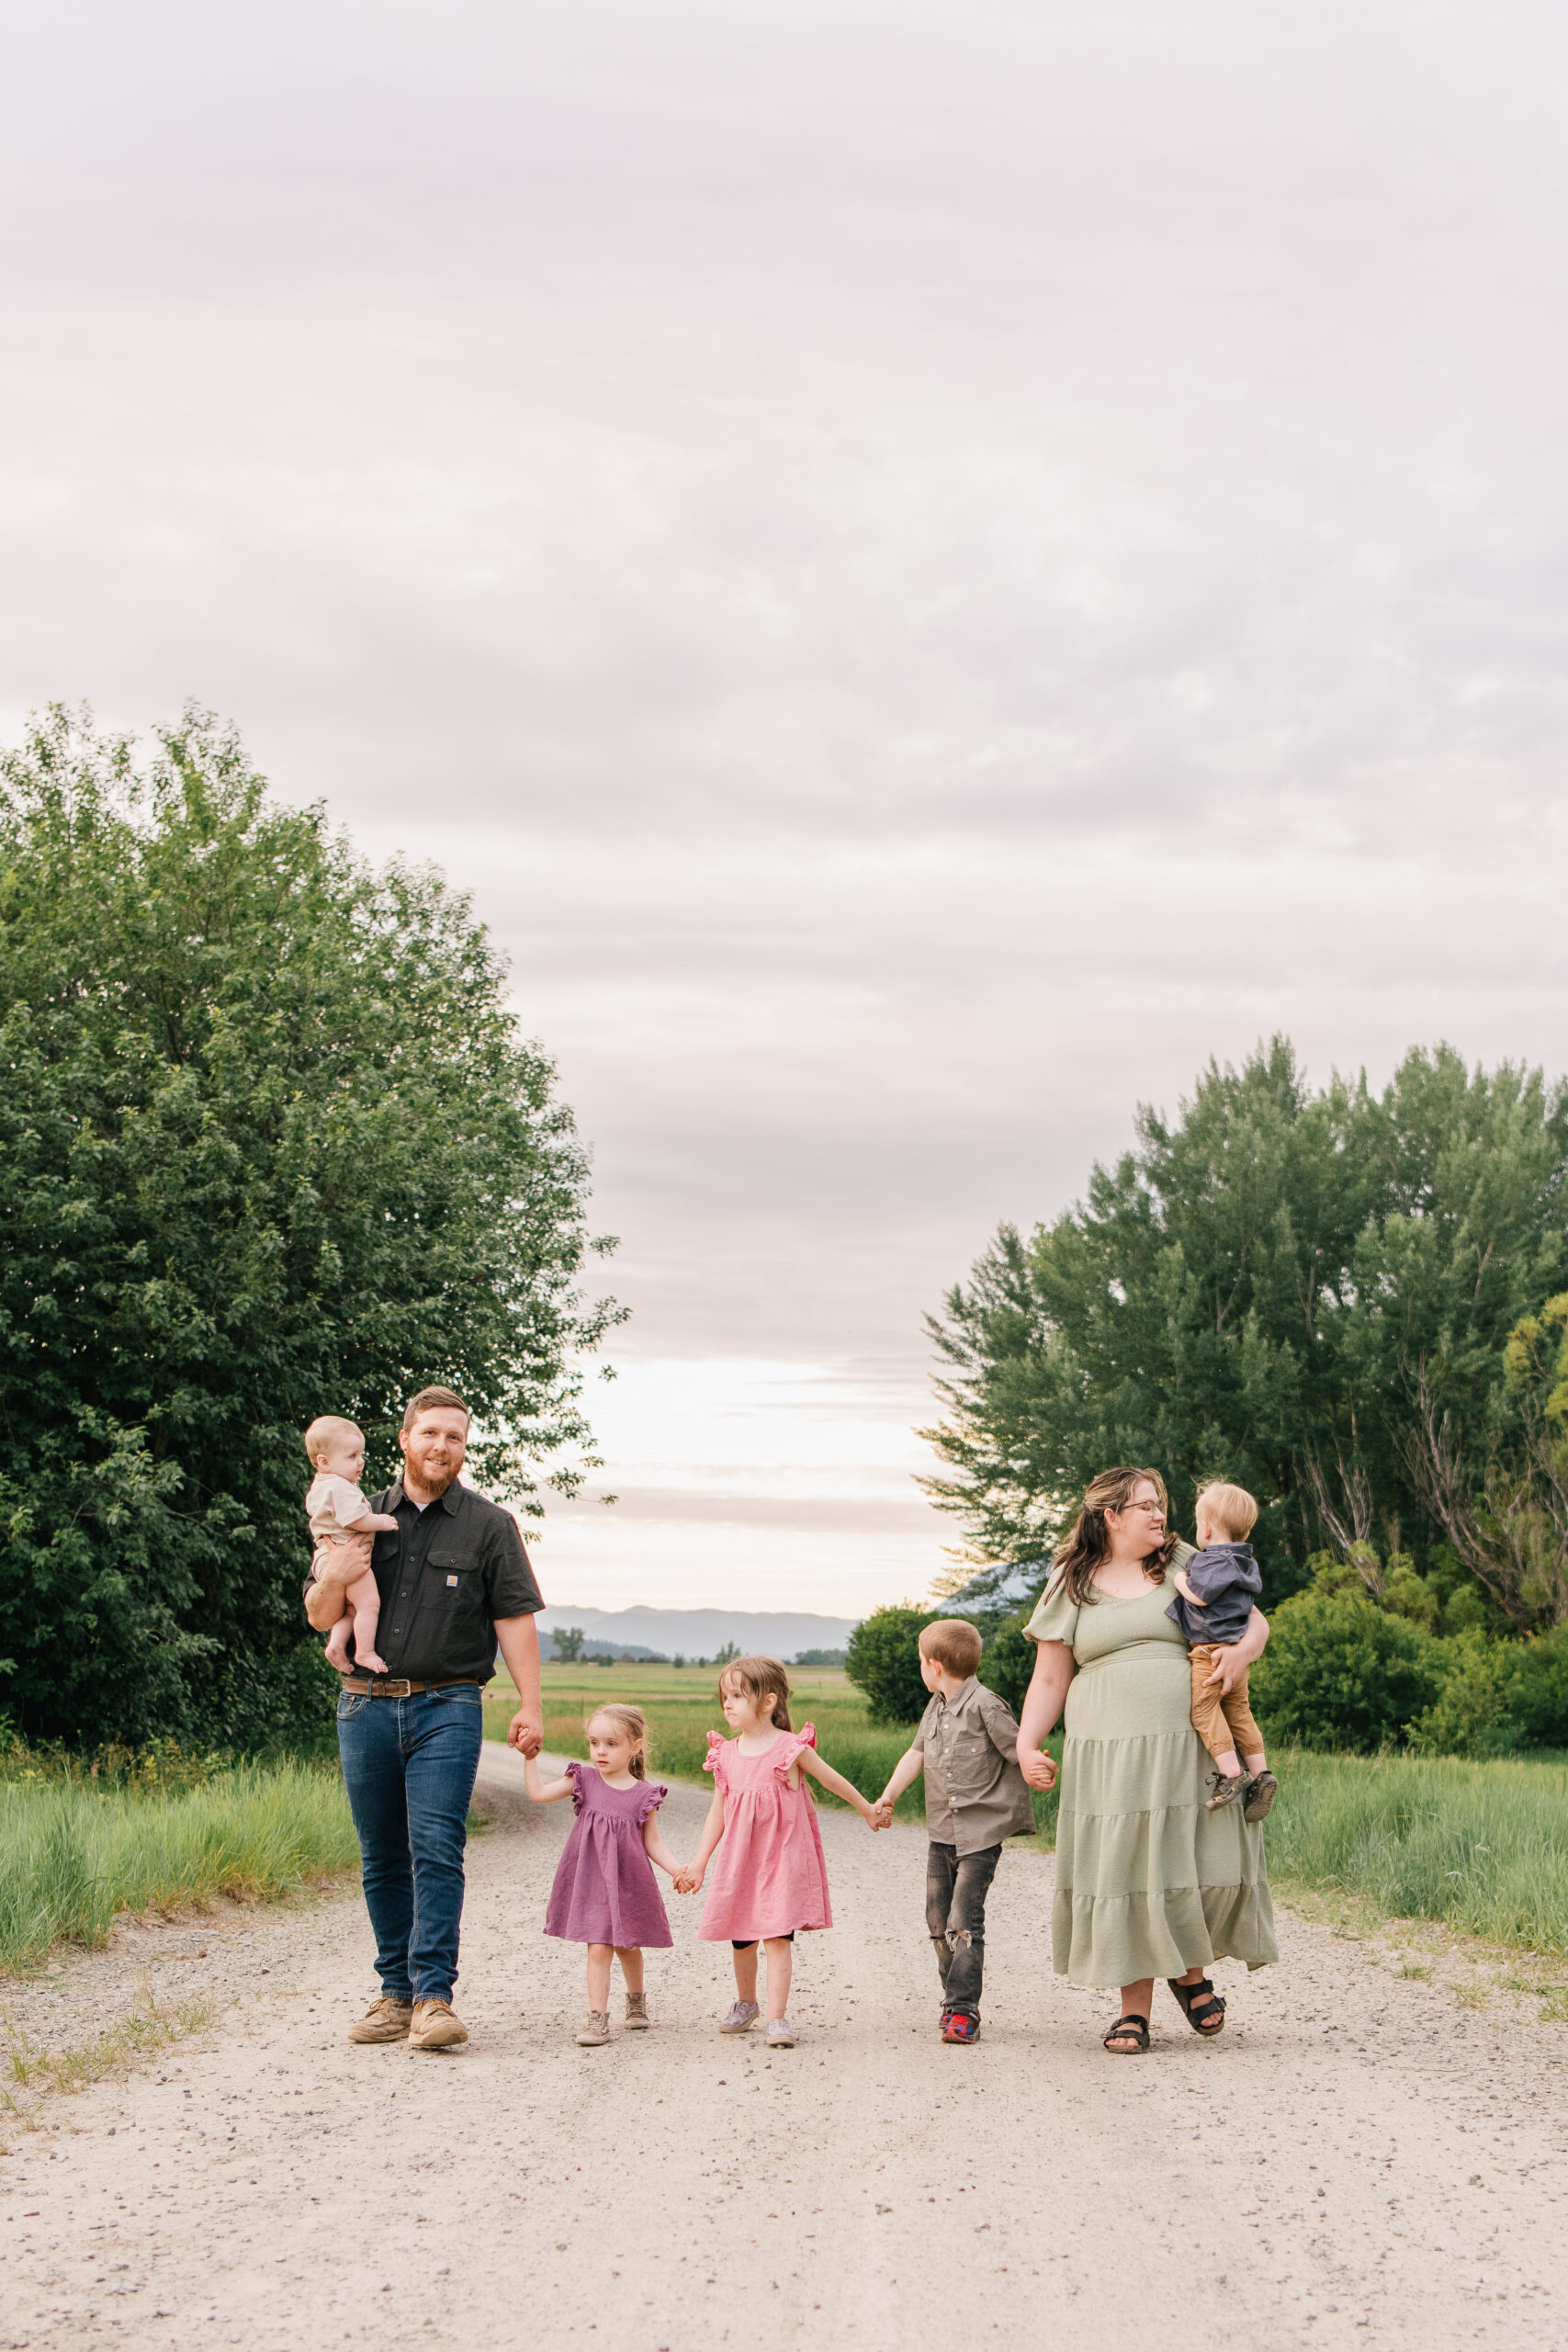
[336,1684,484,2006]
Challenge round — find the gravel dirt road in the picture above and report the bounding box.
[2,1746,1565,2351]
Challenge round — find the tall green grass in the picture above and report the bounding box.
[1262,1748,1568,1954]
[0,1763,359,1973]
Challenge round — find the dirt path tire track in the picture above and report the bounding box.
[2,1746,1565,2350]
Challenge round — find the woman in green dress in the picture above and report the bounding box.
[1016,1465,1278,2053]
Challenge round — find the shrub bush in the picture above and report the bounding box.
[1406,1630,1521,1759]
[1248,1591,1442,1753]
[1499,1625,1568,1749]
[844,1606,938,1724]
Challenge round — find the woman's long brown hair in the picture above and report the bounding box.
[1046,1466,1176,1605]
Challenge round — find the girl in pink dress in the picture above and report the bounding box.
[525,1704,687,2047]
[679,1656,881,2047]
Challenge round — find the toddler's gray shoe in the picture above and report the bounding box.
[625,1992,651,2030]
[1243,1770,1279,1822]
[765,2017,795,2047]
[1204,1770,1247,1811]
[718,2000,760,2034]
[575,2010,611,2046]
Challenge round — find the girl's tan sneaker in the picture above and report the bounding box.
[625,1993,651,2030]
[576,2010,611,2045]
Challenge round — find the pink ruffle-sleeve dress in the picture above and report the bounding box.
[698,1724,832,1941]
[543,1762,673,1949]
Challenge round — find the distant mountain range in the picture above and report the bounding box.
[535,1604,858,1663]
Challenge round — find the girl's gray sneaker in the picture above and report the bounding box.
[625,1992,651,2030]
[718,2000,760,2034]
[575,2010,611,2046]
[765,2017,795,2047]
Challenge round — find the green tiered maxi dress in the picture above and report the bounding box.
[1025,1572,1278,1988]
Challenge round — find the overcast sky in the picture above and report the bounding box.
[6,0,1567,1612]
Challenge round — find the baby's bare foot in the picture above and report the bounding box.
[356,1651,389,1674]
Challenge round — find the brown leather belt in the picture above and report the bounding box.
[339,1675,481,1697]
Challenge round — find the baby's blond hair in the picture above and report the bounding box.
[303,1415,364,1466]
[1195,1481,1258,1541]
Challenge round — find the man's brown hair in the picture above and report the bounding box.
[919,1619,984,1678]
[401,1385,470,1432]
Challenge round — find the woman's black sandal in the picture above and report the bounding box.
[1168,1977,1225,2035]
[1102,2013,1150,2054]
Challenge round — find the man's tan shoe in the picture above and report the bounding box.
[409,1998,468,2052]
[348,1996,414,2044]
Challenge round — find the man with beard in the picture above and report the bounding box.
[305,1385,545,2050]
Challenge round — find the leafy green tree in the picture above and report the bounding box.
[790,1646,846,1668]
[0,706,618,1747]
[552,1626,587,1663]
[844,1606,937,1724]
[922,1039,1568,1604]
[713,1641,739,1668]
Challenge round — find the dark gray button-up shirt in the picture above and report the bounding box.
[311,1476,543,1682]
[913,1676,1037,1854]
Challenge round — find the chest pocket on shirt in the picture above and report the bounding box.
[944,1721,995,1792]
[429,1552,475,1594]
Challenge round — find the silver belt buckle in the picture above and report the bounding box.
[374,1676,413,1697]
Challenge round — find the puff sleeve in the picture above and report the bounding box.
[703,1732,729,1789]
[1023,1576,1079,1655]
[636,1781,668,1823]
[565,1758,588,1811]
[770,1724,818,1775]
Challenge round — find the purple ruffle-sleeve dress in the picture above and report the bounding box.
[543,1761,673,1949]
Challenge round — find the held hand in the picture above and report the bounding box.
[1018,1745,1058,1792]
[507,1706,544,1758]
[872,1797,895,1829]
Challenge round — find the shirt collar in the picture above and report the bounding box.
[934,1674,980,1713]
[389,1477,463,1515]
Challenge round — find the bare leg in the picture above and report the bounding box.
[586,1945,614,2009]
[732,1944,759,2004]
[762,1937,793,2022]
[615,1946,644,1996]
[323,1603,355,1671]
[1244,1749,1268,1773]
[1213,1747,1242,1777]
[346,1566,387,1676]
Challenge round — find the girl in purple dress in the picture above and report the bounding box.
[525,1704,686,2046]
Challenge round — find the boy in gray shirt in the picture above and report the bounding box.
[874,1619,1036,2044]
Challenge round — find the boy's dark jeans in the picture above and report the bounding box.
[926,1839,1001,2019]
[336,1683,483,2006]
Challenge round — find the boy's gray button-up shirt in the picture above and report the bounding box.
[913,1676,1038,1854]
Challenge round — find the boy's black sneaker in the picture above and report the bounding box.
[1243,1770,1278,1822]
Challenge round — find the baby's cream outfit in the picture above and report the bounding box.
[306,1473,374,1575]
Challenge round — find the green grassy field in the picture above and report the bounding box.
[1260,1748,1568,1957]
[0,1762,360,1973]
[492,1665,1568,1956]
